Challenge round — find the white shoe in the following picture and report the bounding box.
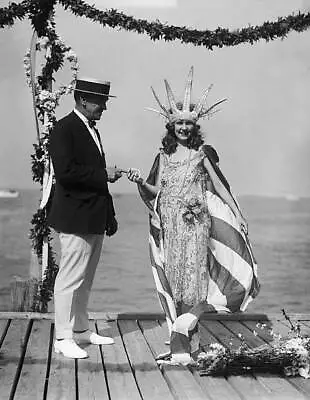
[54,338,88,359]
[73,330,114,345]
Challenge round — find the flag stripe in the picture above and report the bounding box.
[208,250,246,312]
[211,216,253,267]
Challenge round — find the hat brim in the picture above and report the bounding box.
[74,88,116,98]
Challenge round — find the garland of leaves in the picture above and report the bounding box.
[1,0,310,50]
[196,310,310,378]
[22,16,78,310]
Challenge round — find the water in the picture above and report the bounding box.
[0,190,309,314]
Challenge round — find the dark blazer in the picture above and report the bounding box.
[47,111,115,234]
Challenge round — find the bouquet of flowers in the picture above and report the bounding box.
[197,310,310,378]
[181,197,208,225]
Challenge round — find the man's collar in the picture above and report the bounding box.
[74,108,89,125]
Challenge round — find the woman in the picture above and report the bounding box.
[127,67,259,365]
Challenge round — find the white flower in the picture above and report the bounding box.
[210,343,225,350]
[299,364,310,379]
[38,37,49,48]
[39,90,51,101]
[45,47,52,59]
[66,49,77,60]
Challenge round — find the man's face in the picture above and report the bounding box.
[83,95,108,121]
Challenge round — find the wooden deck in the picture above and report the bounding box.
[1,312,310,400]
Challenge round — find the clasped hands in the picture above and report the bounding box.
[107,167,143,184]
[107,166,144,185]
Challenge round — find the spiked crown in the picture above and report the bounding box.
[147,66,226,123]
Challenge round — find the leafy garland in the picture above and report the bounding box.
[23,17,78,310]
[196,310,310,378]
[1,0,310,50]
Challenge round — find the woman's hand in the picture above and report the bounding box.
[236,214,248,234]
[127,168,144,185]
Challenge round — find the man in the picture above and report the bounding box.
[48,77,122,359]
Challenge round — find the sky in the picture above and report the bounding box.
[1,0,310,196]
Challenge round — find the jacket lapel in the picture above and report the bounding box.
[70,111,105,159]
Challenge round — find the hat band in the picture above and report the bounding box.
[74,88,116,97]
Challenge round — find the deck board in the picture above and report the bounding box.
[0,319,31,400]
[140,320,208,400]
[200,320,274,400]
[0,319,10,348]
[76,320,110,399]
[222,320,307,400]
[118,319,174,400]
[97,319,142,400]
[13,319,51,400]
[45,323,76,400]
[0,313,310,400]
[265,319,310,399]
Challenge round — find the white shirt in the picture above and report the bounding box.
[74,108,102,155]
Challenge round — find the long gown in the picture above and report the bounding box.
[139,145,260,363]
[158,149,211,312]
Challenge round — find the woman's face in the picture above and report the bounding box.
[174,119,195,144]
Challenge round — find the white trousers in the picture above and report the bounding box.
[54,232,104,339]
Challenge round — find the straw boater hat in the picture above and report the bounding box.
[74,78,116,98]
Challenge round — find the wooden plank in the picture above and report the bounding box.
[0,319,10,348]
[45,323,76,400]
[196,322,248,400]
[140,320,208,400]
[76,320,109,399]
[222,320,307,400]
[13,319,52,399]
[118,319,174,400]
[242,320,276,344]
[97,319,141,400]
[263,319,310,398]
[201,320,276,399]
[2,311,305,321]
[0,319,31,400]
[0,312,55,320]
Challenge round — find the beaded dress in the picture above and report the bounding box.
[158,148,212,310]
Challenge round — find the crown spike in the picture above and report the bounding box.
[199,98,227,118]
[183,66,194,113]
[194,84,213,116]
[150,86,169,115]
[164,80,179,113]
[145,107,167,118]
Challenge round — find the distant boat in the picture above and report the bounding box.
[0,189,19,198]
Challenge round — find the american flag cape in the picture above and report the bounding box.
[138,146,260,364]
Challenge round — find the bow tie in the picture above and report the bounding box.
[88,120,96,129]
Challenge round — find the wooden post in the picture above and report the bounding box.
[11,30,52,312]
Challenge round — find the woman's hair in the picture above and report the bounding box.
[161,122,204,154]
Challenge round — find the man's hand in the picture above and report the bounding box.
[105,216,118,237]
[106,166,123,183]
